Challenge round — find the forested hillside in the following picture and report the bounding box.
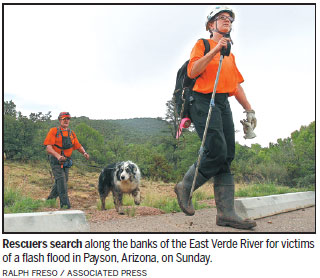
[3,100,315,188]
[70,116,170,144]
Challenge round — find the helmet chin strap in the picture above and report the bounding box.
[213,29,230,35]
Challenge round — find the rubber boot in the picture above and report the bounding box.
[214,173,256,230]
[56,177,71,209]
[174,164,208,216]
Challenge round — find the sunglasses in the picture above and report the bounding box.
[62,118,71,121]
[216,15,234,23]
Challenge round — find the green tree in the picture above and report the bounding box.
[73,123,107,165]
[148,154,173,182]
[291,121,315,187]
[165,99,179,140]
[29,111,52,122]
[4,113,43,161]
[4,100,17,118]
[106,135,126,162]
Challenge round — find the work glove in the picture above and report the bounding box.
[240,119,256,139]
[244,110,257,130]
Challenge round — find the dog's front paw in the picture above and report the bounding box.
[117,207,125,215]
[134,192,141,205]
[100,200,106,210]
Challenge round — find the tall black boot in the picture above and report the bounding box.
[214,173,256,230]
[174,164,208,216]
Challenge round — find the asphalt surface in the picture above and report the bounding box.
[89,206,316,233]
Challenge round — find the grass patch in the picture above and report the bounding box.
[5,197,43,214]
[4,186,21,207]
[193,200,211,211]
[97,195,135,210]
[45,199,58,208]
[235,183,314,198]
[124,206,137,217]
[141,193,209,213]
[141,193,178,213]
[4,184,57,214]
[193,188,214,201]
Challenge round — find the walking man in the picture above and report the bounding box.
[175,6,257,229]
[44,112,90,208]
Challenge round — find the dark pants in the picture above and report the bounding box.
[47,156,70,208]
[190,92,235,179]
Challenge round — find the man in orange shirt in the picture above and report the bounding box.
[175,6,257,229]
[44,112,90,209]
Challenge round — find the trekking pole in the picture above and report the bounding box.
[188,53,225,205]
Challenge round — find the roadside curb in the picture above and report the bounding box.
[235,191,315,220]
[4,210,89,233]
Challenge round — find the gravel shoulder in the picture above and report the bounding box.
[89,206,315,233]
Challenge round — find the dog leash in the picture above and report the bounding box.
[75,161,115,171]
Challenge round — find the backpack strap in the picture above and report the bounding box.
[200,38,210,56]
[70,130,75,140]
[56,127,72,138]
[54,127,74,150]
[191,39,210,82]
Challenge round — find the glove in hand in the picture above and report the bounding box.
[244,110,257,130]
[240,119,256,139]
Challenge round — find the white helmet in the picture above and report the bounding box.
[205,5,235,31]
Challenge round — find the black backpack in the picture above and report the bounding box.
[54,127,74,150]
[173,38,210,119]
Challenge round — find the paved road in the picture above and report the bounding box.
[90,206,315,233]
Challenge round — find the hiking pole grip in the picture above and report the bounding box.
[189,55,224,203]
[220,33,232,57]
[220,41,231,56]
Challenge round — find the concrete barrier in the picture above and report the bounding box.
[235,191,315,220]
[4,210,89,233]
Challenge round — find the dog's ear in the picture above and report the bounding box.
[114,162,121,177]
[129,163,137,174]
[115,162,123,170]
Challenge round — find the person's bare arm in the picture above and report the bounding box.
[234,84,252,111]
[189,37,230,78]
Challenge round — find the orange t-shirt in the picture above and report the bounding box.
[187,39,244,95]
[43,127,81,157]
